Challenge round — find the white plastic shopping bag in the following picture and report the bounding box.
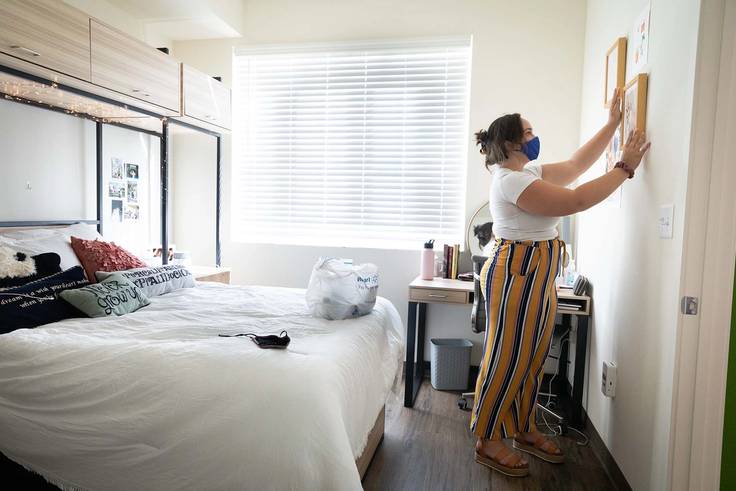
[306,257,379,320]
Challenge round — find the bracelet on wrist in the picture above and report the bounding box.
[613,160,635,179]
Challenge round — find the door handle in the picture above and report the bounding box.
[10,45,41,57]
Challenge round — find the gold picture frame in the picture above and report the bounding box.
[604,37,627,108]
[622,73,648,139]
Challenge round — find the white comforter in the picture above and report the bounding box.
[0,283,404,491]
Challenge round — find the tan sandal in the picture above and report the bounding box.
[474,442,529,477]
[513,433,565,464]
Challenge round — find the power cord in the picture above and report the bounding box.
[536,328,590,446]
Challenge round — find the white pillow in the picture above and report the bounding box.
[95,264,195,298]
[0,223,103,271]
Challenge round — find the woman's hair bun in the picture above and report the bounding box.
[475,129,489,154]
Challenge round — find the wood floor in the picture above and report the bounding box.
[362,379,618,491]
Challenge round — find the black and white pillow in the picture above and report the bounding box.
[0,266,90,334]
[95,264,195,298]
[0,246,62,289]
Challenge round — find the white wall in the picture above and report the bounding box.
[170,129,218,266]
[0,99,94,221]
[575,0,701,489]
[172,0,587,364]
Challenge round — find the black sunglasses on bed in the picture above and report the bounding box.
[218,330,290,349]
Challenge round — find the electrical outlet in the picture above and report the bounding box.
[601,361,617,397]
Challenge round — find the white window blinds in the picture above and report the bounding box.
[232,37,472,249]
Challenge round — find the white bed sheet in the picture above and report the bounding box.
[0,282,404,491]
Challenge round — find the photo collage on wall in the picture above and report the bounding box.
[109,158,140,222]
[602,2,650,208]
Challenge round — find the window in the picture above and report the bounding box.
[232,37,472,249]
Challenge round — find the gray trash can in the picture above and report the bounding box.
[430,338,473,390]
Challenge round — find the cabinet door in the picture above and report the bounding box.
[91,20,180,113]
[0,0,90,81]
[182,64,231,129]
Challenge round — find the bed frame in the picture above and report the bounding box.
[0,63,223,267]
[0,62,385,486]
[356,405,385,479]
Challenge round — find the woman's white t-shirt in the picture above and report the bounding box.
[489,163,560,241]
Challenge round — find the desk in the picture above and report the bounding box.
[404,275,591,428]
[405,277,474,407]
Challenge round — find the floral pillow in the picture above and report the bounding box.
[70,237,146,283]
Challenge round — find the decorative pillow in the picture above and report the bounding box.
[70,236,146,283]
[59,274,150,318]
[0,247,62,289]
[0,223,103,271]
[96,264,195,298]
[0,266,89,333]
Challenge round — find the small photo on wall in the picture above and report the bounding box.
[623,73,649,139]
[127,181,138,203]
[124,204,139,221]
[109,182,125,199]
[605,127,623,172]
[125,163,139,180]
[110,199,123,223]
[111,158,123,180]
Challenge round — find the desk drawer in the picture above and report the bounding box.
[410,288,469,304]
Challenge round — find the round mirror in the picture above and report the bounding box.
[466,201,494,257]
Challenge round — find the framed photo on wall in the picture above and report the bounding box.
[623,73,649,138]
[604,37,627,108]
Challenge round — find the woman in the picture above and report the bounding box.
[471,88,650,477]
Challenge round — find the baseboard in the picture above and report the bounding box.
[583,407,633,491]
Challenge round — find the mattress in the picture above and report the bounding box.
[0,282,404,490]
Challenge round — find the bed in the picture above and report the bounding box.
[0,281,404,490]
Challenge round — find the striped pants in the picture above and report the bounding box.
[470,238,563,440]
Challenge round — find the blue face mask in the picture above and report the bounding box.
[521,136,541,161]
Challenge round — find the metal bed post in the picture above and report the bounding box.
[96,122,103,236]
[216,135,222,267]
[161,119,169,265]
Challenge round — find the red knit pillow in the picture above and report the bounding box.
[70,236,146,283]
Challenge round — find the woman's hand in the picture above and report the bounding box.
[621,129,651,171]
[608,88,622,125]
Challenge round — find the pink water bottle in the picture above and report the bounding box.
[420,239,435,280]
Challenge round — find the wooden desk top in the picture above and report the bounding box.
[409,276,591,315]
[409,276,474,292]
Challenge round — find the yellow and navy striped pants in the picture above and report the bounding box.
[470,238,563,440]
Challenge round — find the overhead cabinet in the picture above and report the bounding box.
[0,0,91,81]
[91,20,180,114]
[181,64,232,130]
[0,2,231,131]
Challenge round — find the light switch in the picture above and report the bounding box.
[659,204,674,239]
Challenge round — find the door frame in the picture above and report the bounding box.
[668,0,736,489]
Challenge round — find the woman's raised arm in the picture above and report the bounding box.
[541,88,623,186]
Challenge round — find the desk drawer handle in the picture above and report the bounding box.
[10,45,41,57]
[428,293,448,298]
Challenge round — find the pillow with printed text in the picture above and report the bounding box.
[95,264,195,298]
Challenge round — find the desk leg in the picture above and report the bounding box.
[405,301,417,407]
[571,315,589,428]
[404,301,425,408]
[417,302,427,374]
